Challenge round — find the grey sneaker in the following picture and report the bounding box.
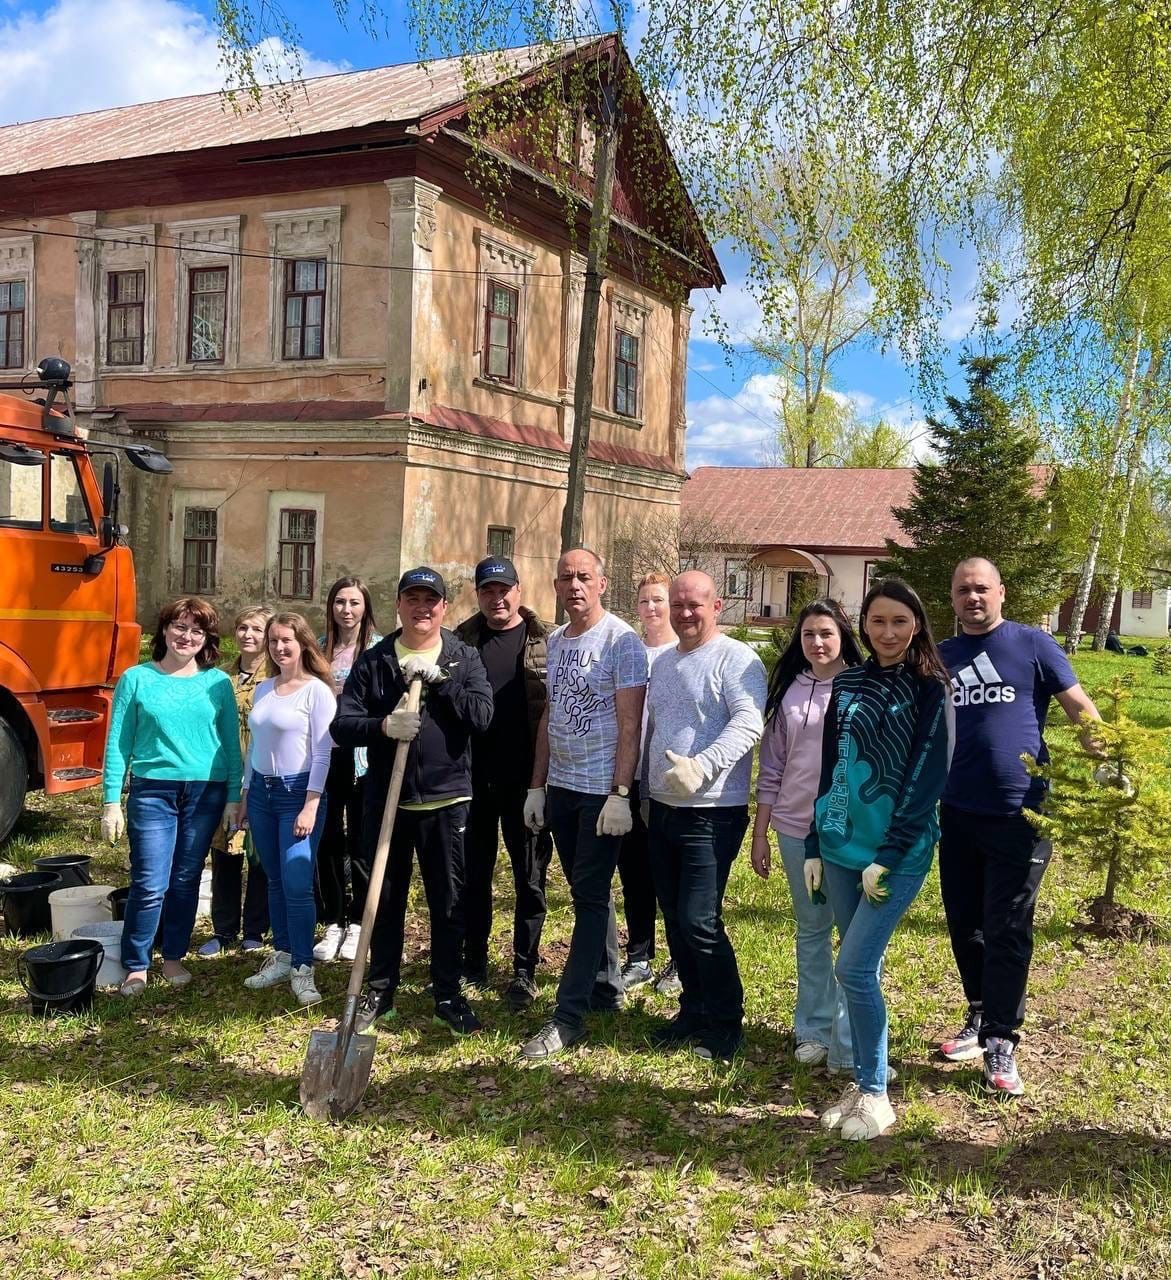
[504,970,538,1011]
[983,1037,1024,1097]
[520,1018,587,1060]
[654,960,682,997]
[620,959,653,991]
[940,1007,984,1061]
[290,963,321,1006]
[244,951,291,989]
[354,988,397,1034]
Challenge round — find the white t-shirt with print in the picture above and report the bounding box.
[546,611,648,795]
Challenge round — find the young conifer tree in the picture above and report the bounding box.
[1023,676,1171,914]
[879,354,1063,637]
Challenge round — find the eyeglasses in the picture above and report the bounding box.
[168,623,206,638]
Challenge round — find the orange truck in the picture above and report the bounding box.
[0,357,170,842]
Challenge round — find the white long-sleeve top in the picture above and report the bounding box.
[245,677,337,794]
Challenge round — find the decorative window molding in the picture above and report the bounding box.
[169,489,226,594]
[168,216,241,368]
[0,235,33,370]
[724,558,750,600]
[263,207,343,363]
[266,489,324,601]
[97,224,157,370]
[610,292,649,423]
[475,229,534,390]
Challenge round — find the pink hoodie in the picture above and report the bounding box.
[755,670,837,839]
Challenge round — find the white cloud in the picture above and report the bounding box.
[684,371,781,468]
[0,0,346,124]
[691,280,764,348]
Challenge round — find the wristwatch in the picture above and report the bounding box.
[610,784,630,798]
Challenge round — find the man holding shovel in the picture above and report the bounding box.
[331,567,493,1036]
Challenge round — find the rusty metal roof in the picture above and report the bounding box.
[0,42,573,177]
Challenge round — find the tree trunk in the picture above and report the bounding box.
[1064,324,1145,654]
[1092,342,1165,649]
[559,86,619,564]
[1102,841,1121,909]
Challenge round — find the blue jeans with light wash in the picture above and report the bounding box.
[821,858,927,1094]
[121,776,227,973]
[247,772,326,970]
[777,834,852,1070]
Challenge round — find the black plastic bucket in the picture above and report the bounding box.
[1,871,63,938]
[107,886,130,921]
[17,937,102,1015]
[33,854,93,889]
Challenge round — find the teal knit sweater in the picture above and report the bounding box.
[102,664,243,803]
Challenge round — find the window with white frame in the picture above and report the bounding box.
[0,281,25,369]
[610,294,648,420]
[0,235,33,370]
[98,225,156,369]
[724,559,750,599]
[476,230,533,390]
[266,491,324,602]
[263,208,342,363]
[182,508,218,593]
[169,216,241,369]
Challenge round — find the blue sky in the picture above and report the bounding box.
[1,0,981,466]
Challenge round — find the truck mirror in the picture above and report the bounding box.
[83,554,106,576]
[124,445,172,474]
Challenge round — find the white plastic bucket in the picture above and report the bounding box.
[197,867,212,919]
[71,920,127,988]
[49,884,114,940]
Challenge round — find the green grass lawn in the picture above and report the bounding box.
[2,645,1171,1278]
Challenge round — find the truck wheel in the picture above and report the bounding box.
[0,716,28,844]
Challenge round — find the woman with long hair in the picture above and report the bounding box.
[807,577,952,1141]
[101,596,242,997]
[242,612,337,1005]
[751,598,864,1070]
[199,605,273,956]
[314,576,381,962]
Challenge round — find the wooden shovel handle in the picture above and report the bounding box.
[339,676,423,1011]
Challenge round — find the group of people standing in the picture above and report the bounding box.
[98,548,1095,1143]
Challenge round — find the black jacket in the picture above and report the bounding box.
[330,628,493,819]
[454,605,548,760]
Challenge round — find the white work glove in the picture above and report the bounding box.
[101,802,124,844]
[596,793,633,838]
[382,692,421,741]
[861,862,890,903]
[400,655,444,684]
[662,750,707,798]
[1094,763,1135,797]
[804,856,823,901]
[523,787,546,832]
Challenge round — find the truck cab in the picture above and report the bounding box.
[0,358,170,841]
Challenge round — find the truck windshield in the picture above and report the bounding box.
[0,455,43,528]
[49,453,95,535]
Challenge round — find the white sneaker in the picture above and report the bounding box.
[290,963,321,1006]
[820,1082,861,1130]
[313,923,343,963]
[795,1041,829,1065]
[244,951,292,989]
[841,1091,896,1141]
[338,922,363,963]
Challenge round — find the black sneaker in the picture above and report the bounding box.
[648,1011,705,1050]
[520,1018,587,1060]
[461,964,490,992]
[504,970,538,1011]
[588,991,627,1014]
[692,1027,744,1065]
[620,959,654,991]
[354,988,397,1034]
[433,996,482,1036]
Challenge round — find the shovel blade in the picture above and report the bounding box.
[299,1026,377,1123]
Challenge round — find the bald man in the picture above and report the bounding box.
[938,557,1099,1097]
[642,571,766,1063]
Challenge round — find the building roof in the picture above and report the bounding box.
[0,43,570,176]
[682,466,916,551]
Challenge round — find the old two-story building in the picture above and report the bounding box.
[0,38,719,625]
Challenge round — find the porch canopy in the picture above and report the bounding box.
[744,546,832,621]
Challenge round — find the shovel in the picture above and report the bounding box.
[300,675,422,1122]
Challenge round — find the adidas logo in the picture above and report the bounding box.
[951,653,1017,706]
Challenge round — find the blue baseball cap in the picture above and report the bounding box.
[397,566,446,599]
[475,556,519,588]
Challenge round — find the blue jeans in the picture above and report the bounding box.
[546,787,623,1030]
[121,776,227,972]
[821,859,927,1093]
[648,801,748,1036]
[777,834,852,1069]
[247,772,326,970]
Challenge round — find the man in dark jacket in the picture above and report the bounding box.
[456,556,553,1010]
[331,566,493,1035]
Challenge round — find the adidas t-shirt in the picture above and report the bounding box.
[939,621,1077,816]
